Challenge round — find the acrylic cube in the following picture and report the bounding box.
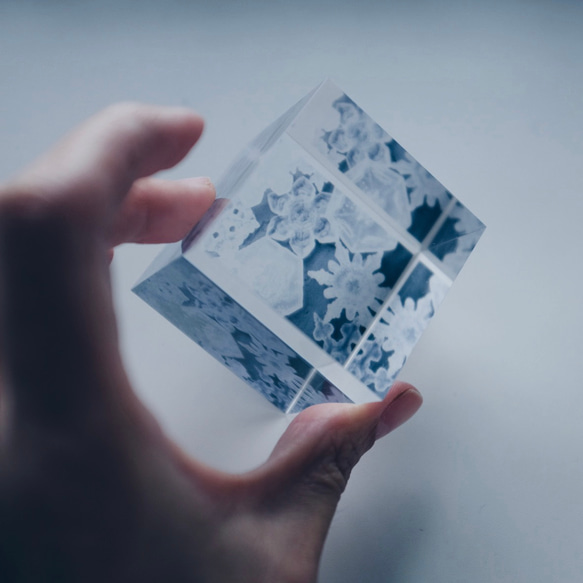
[133,80,485,413]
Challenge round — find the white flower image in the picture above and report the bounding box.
[377,298,429,374]
[266,171,335,258]
[346,273,449,395]
[308,242,384,322]
[378,274,448,373]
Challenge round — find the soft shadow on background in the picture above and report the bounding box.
[1,1,582,581]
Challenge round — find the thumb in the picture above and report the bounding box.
[250,382,422,561]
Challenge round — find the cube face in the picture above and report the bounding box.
[133,255,352,412]
[134,81,485,413]
[286,81,455,244]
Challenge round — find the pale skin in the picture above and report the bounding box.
[0,104,423,583]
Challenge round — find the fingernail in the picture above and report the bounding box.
[180,176,214,189]
[375,388,423,440]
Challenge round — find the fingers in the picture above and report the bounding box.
[268,382,422,470]
[0,103,205,228]
[109,176,215,246]
[0,104,206,432]
[240,383,422,556]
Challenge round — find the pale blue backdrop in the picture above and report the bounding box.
[1,1,582,581]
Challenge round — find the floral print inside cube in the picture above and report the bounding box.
[135,81,485,412]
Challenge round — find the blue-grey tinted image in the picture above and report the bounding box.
[289,239,412,365]
[134,257,352,412]
[137,81,484,410]
[204,165,412,366]
[347,263,450,396]
[317,93,452,241]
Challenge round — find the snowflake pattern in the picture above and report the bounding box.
[317,93,457,241]
[201,155,406,366]
[137,82,484,410]
[308,242,384,322]
[348,265,450,396]
[266,170,336,258]
[134,257,344,412]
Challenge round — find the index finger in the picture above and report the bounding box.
[0,102,205,229]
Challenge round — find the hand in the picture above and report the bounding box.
[0,104,423,583]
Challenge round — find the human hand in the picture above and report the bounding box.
[0,104,422,583]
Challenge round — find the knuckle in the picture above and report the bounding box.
[303,424,376,499]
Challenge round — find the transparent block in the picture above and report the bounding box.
[133,80,485,412]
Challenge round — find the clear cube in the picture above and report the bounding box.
[133,80,485,413]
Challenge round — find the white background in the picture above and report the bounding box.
[1,1,582,581]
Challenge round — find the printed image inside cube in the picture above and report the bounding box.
[134,80,485,412]
[134,257,309,411]
[347,263,450,394]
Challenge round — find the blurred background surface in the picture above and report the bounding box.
[1,1,582,581]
